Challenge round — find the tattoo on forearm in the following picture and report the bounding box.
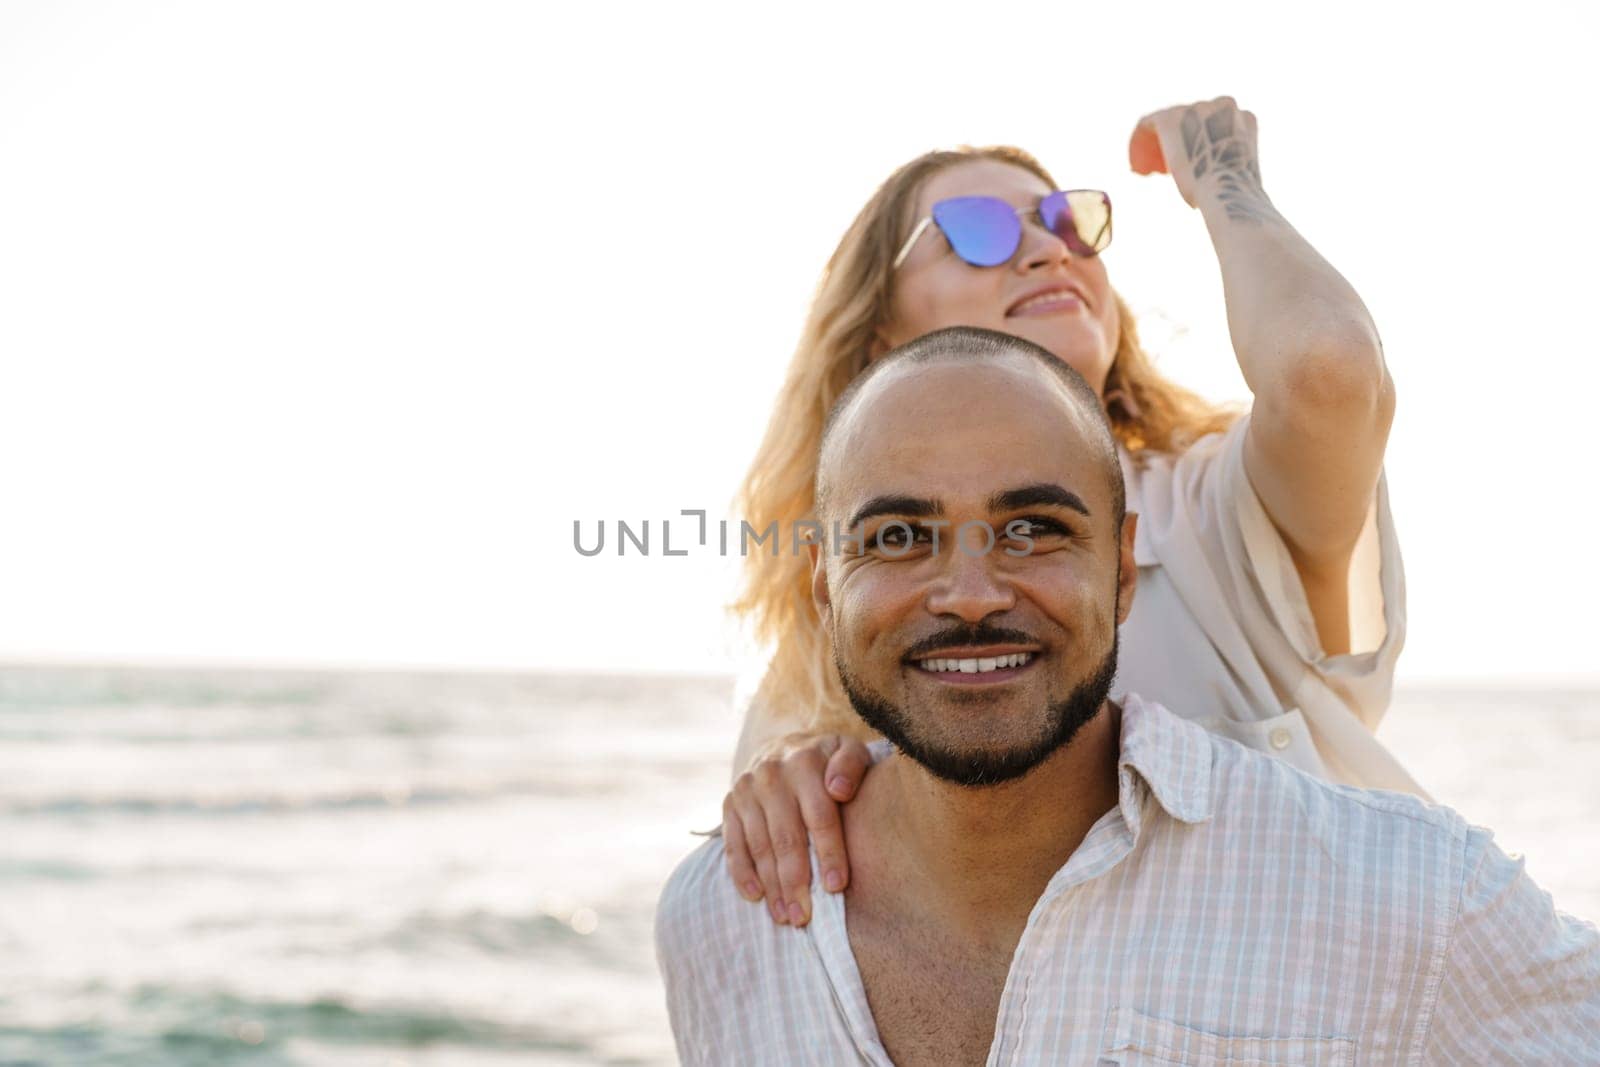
[1181,107,1278,225]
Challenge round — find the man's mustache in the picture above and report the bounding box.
[900,623,1043,662]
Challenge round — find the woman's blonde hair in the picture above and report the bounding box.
[732,145,1239,738]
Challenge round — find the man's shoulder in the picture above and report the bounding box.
[1186,706,1472,868]
[1130,696,1469,865]
[657,833,736,932]
[655,834,774,963]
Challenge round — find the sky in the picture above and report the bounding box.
[1,0,1597,682]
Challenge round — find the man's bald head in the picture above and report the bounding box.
[815,326,1126,530]
[808,326,1137,789]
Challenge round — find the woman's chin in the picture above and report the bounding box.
[1007,322,1112,380]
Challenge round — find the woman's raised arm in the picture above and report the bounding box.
[1133,98,1396,656]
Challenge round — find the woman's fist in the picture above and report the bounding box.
[1130,96,1268,220]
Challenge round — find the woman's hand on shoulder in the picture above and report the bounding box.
[721,731,872,928]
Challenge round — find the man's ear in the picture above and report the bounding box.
[809,537,833,635]
[1115,511,1139,627]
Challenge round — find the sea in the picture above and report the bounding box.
[0,664,1596,1066]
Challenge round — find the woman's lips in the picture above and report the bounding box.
[1007,291,1085,317]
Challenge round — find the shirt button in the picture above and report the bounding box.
[1269,727,1292,751]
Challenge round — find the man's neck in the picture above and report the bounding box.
[849,702,1123,950]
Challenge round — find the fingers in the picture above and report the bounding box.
[721,733,873,927]
[735,782,791,924]
[824,738,871,802]
[795,763,850,897]
[1132,98,1247,138]
[1128,123,1166,175]
[781,737,872,915]
[1131,104,1187,178]
[756,759,815,926]
[727,755,813,925]
[721,794,764,904]
[1130,97,1257,208]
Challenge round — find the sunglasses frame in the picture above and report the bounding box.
[891,189,1112,270]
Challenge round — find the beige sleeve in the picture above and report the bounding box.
[1207,412,1407,733]
[1139,414,1421,793]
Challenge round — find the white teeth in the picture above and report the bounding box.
[917,652,1034,674]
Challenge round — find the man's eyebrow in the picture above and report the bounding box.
[987,483,1091,517]
[845,494,944,530]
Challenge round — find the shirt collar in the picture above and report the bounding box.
[869,693,1216,830]
[1115,692,1216,829]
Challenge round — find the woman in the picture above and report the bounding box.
[723,97,1421,929]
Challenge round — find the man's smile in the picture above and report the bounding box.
[908,648,1041,685]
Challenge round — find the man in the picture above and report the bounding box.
[655,327,1600,1064]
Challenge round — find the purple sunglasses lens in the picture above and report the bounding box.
[932,197,1023,267]
[1041,190,1113,257]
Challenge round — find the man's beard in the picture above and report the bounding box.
[835,629,1120,789]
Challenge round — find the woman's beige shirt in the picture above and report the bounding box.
[1112,412,1424,796]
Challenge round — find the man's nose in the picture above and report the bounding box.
[923,531,1016,622]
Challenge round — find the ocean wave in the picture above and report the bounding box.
[0,983,619,1066]
[341,906,644,966]
[0,774,631,818]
